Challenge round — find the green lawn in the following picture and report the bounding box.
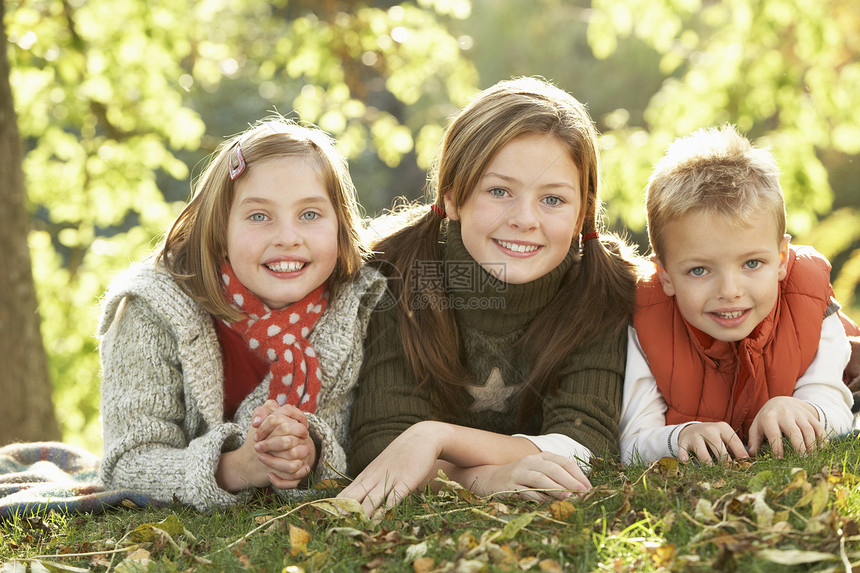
[3,436,860,572]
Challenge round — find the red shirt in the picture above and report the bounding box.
[215,320,270,420]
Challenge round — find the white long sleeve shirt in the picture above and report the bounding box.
[620,312,854,464]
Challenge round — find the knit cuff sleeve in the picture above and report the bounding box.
[305,413,347,482]
[513,433,592,471]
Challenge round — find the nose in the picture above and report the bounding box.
[506,196,539,230]
[273,220,303,248]
[717,271,743,300]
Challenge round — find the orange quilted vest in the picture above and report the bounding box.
[633,246,834,439]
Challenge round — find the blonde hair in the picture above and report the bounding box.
[646,124,786,259]
[158,116,367,321]
[373,77,642,420]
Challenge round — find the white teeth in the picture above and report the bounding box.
[498,240,538,253]
[716,310,744,319]
[267,261,304,273]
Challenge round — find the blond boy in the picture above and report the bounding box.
[621,125,855,464]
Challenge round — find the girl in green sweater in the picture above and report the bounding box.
[340,77,644,514]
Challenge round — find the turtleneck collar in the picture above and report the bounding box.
[440,220,579,334]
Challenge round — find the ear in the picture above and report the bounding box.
[777,234,790,281]
[651,254,676,297]
[443,192,460,221]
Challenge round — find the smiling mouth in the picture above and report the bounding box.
[712,310,745,319]
[496,240,539,253]
[266,261,305,272]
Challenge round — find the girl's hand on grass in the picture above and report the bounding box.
[337,422,444,515]
[251,400,315,489]
[747,396,823,458]
[677,422,748,464]
[473,452,591,501]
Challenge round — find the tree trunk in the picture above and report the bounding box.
[0,2,62,444]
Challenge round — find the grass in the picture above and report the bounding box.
[3,436,860,572]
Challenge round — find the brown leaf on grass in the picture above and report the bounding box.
[117,547,151,570]
[310,497,365,518]
[314,478,349,490]
[654,457,680,478]
[735,489,774,528]
[433,470,481,504]
[291,549,331,571]
[413,556,435,573]
[254,514,275,525]
[694,498,718,524]
[796,477,829,516]
[458,531,478,553]
[649,543,676,567]
[290,524,311,556]
[775,468,811,500]
[126,514,194,545]
[549,499,575,521]
[538,558,564,572]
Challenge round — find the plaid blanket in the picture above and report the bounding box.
[0,442,167,518]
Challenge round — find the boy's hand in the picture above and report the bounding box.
[747,396,824,458]
[250,400,316,489]
[677,422,748,464]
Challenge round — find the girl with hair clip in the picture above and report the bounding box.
[339,77,645,514]
[97,116,385,511]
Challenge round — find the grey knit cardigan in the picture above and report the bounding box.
[97,260,385,511]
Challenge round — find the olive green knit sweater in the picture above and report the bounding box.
[348,221,627,475]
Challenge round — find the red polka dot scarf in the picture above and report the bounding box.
[220,262,328,412]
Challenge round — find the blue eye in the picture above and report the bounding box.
[489,187,508,197]
[250,213,267,222]
[300,211,320,221]
[689,267,706,277]
[543,196,563,206]
[744,260,761,270]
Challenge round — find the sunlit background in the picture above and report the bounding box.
[5,0,860,452]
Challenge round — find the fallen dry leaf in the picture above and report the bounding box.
[290,524,311,556]
[413,556,434,573]
[549,499,576,521]
[756,548,838,565]
[538,558,564,572]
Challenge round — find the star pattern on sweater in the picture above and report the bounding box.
[467,367,522,413]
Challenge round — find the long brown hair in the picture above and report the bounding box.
[372,77,643,422]
[158,116,367,322]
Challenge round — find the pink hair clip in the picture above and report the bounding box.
[581,231,599,242]
[229,143,246,180]
[430,204,446,218]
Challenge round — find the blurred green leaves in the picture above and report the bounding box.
[6,0,477,449]
[5,0,859,449]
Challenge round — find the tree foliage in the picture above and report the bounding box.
[587,0,860,307]
[5,0,477,449]
[4,0,858,449]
